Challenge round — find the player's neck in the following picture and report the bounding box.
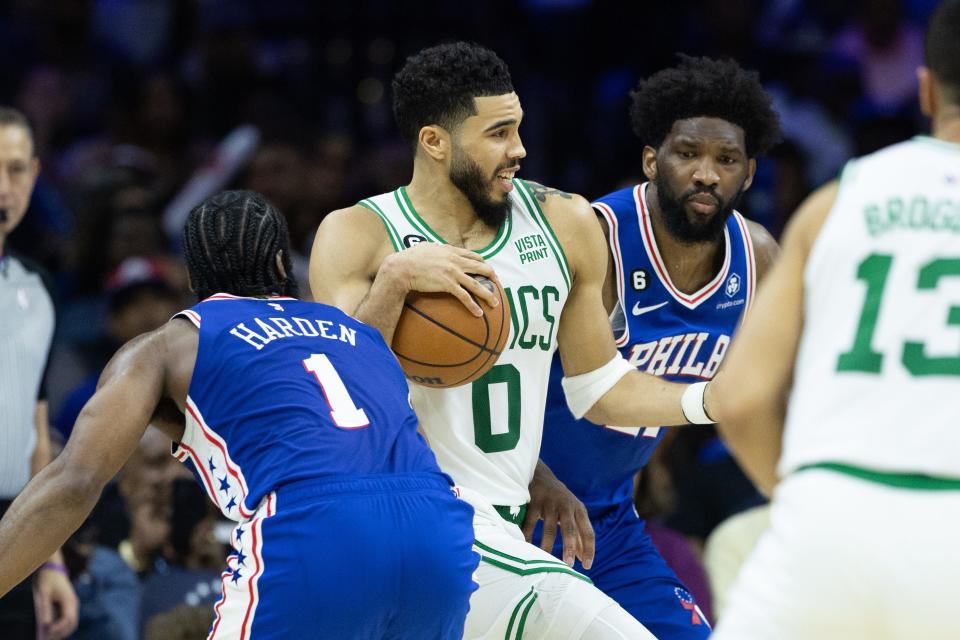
[931,106,960,145]
[645,185,726,295]
[405,169,498,248]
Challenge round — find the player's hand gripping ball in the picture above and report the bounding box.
[391,275,511,388]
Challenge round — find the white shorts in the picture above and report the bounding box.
[457,487,654,640]
[713,469,960,640]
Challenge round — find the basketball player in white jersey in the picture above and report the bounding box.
[712,2,960,637]
[311,43,720,639]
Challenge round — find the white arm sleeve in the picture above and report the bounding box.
[560,353,634,420]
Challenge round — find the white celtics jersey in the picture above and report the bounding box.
[360,180,571,506]
[781,136,960,478]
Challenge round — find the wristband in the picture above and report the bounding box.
[40,562,69,577]
[681,381,715,425]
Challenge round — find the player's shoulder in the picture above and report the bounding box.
[99,320,189,386]
[312,202,395,267]
[517,179,608,282]
[741,218,780,279]
[591,184,639,210]
[319,203,388,236]
[518,179,594,230]
[855,137,929,166]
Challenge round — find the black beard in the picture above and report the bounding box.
[653,172,744,244]
[449,147,511,228]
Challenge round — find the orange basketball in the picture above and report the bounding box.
[391,276,511,388]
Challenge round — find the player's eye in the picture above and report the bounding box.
[492,130,507,138]
[678,150,696,159]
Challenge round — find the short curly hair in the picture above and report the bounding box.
[392,42,514,147]
[926,0,960,102]
[629,55,781,157]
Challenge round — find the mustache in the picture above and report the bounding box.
[680,188,720,205]
[492,164,521,177]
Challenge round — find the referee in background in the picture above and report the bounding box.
[0,107,78,639]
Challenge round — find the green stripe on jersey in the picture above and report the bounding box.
[505,588,536,640]
[479,555,592,582]
[797,462,960,490]
[395,188,443,243]
[515,591,538,639]
[396,187,512,257]
[358,199,404,252]
[514,180,572,292]
[473,539,592,582]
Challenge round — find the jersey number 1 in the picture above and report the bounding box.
[303,353,370,429]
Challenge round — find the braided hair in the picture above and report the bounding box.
[183,190,299,301]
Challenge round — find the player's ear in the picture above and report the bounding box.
[641,145,658,182]
[418,125,449,162]
[743,158,757,191]
[917,66,935,118]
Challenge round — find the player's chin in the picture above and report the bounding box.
[489,184,511,201]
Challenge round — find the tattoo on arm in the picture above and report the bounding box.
[527,181,572,203]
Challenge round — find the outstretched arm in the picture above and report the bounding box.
[712,182,837,494]
[29,399,79,640]
[547,190,691,427]
[0,331,168,597]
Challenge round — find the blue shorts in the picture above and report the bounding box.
[532,501,710,639]
[209,472,479,639]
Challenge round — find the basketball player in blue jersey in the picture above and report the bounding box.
[531,56,781,638]
[0,190,480,639]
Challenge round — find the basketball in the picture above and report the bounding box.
[391,276,511,388]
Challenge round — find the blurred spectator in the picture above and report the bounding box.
[702,504,771,622]
[143,604,215,640]
[662,430,767,551]
[139,479,228,634]
[241,138,313,251]
[53,256,183,440]
[116,428,192,578]
[832,0,925,114]
[62,508,140,640]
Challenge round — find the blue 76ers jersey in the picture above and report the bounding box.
[172,294,442,522]
[541,182,756,516]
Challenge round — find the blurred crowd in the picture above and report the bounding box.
[0,0,942,636]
